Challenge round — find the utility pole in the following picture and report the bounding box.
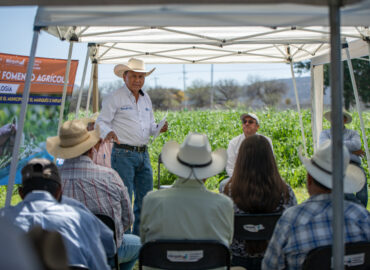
[183,64,187,109]
[154,76,158,89]
[210,64,214,109]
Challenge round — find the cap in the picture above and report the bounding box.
[21,158,61,185]
[240,113,259,124]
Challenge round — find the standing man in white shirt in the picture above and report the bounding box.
[219,113,273,192]
[96,58,168,235]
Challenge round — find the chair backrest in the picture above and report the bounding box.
[233,212,282,241]
[69,265,89,270]
[94,214,119,270]
[302,242,370,270]
[139,239,230,270]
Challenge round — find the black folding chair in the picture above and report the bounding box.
[139,239,231,270]
[233,212,282,241]
[303,242,370,270]
[95,214,120,270]
[69,265,89,270]
[157,153,172,189]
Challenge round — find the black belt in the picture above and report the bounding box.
[114,143,147,153]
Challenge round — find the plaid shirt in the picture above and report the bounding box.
[60,155,133,247]
[262,194,370,270]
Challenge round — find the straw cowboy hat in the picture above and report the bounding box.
[161,132,227,180]
[299,140,365,193]
[46,119,100,159]
[324,109,352,123]
[114,58,155,78]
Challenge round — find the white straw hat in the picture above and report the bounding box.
[161,133,227,180]
[114,58,155,78]
[46,119,100,159]
[323,109,352,124]
[299,140,365,193]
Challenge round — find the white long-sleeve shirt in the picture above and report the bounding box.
[96,85,157,146]
[226,133,274,177]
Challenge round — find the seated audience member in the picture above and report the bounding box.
[0,158,113,270]
[262,141,370,270]
[320,109,368,207]
[47,119,140,270]
[219,113,273,193]
[140,132,234,246]
[223,135,297,270]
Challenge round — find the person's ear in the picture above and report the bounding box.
[54,186,62,201]
[18,186,25,200]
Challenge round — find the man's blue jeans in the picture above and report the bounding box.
[112,146,153,235]
[109,234,141,270]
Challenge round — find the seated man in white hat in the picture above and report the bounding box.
[47,119,141,270]
[96,57,168,235]
[262,141,370,270]
[319,110,368,207]
[140,132,234,247]
[219,112,273,192]
[0,158,114,270]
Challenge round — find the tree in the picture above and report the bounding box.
[147,87,184,110]
[246,78,288,107]
[294,59,370,109]
[186,80,211,108]
[214,79,241,104]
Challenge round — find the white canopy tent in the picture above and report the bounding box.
[3,1,370,269]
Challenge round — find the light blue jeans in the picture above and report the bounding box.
[111,146,153,235]
[109,234,141,270]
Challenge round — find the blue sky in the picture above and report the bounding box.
[0,6,308,90]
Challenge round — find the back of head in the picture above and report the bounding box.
[20,158,61,199]
[226,135,288,213]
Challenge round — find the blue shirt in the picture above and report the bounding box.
[1,191,112,270]
[262,194,370,270]
[319,128,362,164]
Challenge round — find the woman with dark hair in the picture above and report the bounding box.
[224,134,297,270]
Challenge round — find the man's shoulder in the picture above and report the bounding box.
[229,134,244,144]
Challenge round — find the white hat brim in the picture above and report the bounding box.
[324,111,352,123]
[46,129,100,159]
[114,64,155,78]
[161,141,227,180]
[299,148,365,193]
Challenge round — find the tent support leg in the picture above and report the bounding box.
[85,64,95,114]
[75,46,90,118]
[5,28,40,207]
[330,3,344,270]
[344,47,370,173]
[57,42,74,135]
[289,61,307,155]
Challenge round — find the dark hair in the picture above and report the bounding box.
[224,135,290,254]
[21,177,61,198]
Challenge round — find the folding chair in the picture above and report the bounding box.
[302,242,370,270]
[139,239,231,270]
[233,212,282,241]
[69,265,89,270]
[157,153,172,189]
[95,214,120,270]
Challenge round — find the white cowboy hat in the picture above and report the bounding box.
[299,140,365,193]
[46,119,100,159]
[114,58,155,78]
[161,133,227,180]
[323,109,352,124]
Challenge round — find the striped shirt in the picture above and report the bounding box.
[59,155,133,247]
[262,193,370,270]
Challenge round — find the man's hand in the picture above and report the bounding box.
[352,149,365,157]
[104,131,119,144]
[160,121,168,133]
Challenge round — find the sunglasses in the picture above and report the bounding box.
[242,119,256,124]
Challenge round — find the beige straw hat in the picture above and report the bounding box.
[323,109,352,123]
[46,119,100,159]
[114,58,155,78]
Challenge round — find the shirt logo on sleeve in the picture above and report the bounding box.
[145,107,150,111]
[120,106,133,111]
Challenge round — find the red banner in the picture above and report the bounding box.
[0,53,78,95]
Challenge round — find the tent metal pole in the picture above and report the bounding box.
[330,3,344,270]
[344,46,370,172]
[85,64,95,114]
[289,61,307,156]
[57,42,74,135]
[75,46,90,118]
[210,64,214,109]
[5,28,40,207]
